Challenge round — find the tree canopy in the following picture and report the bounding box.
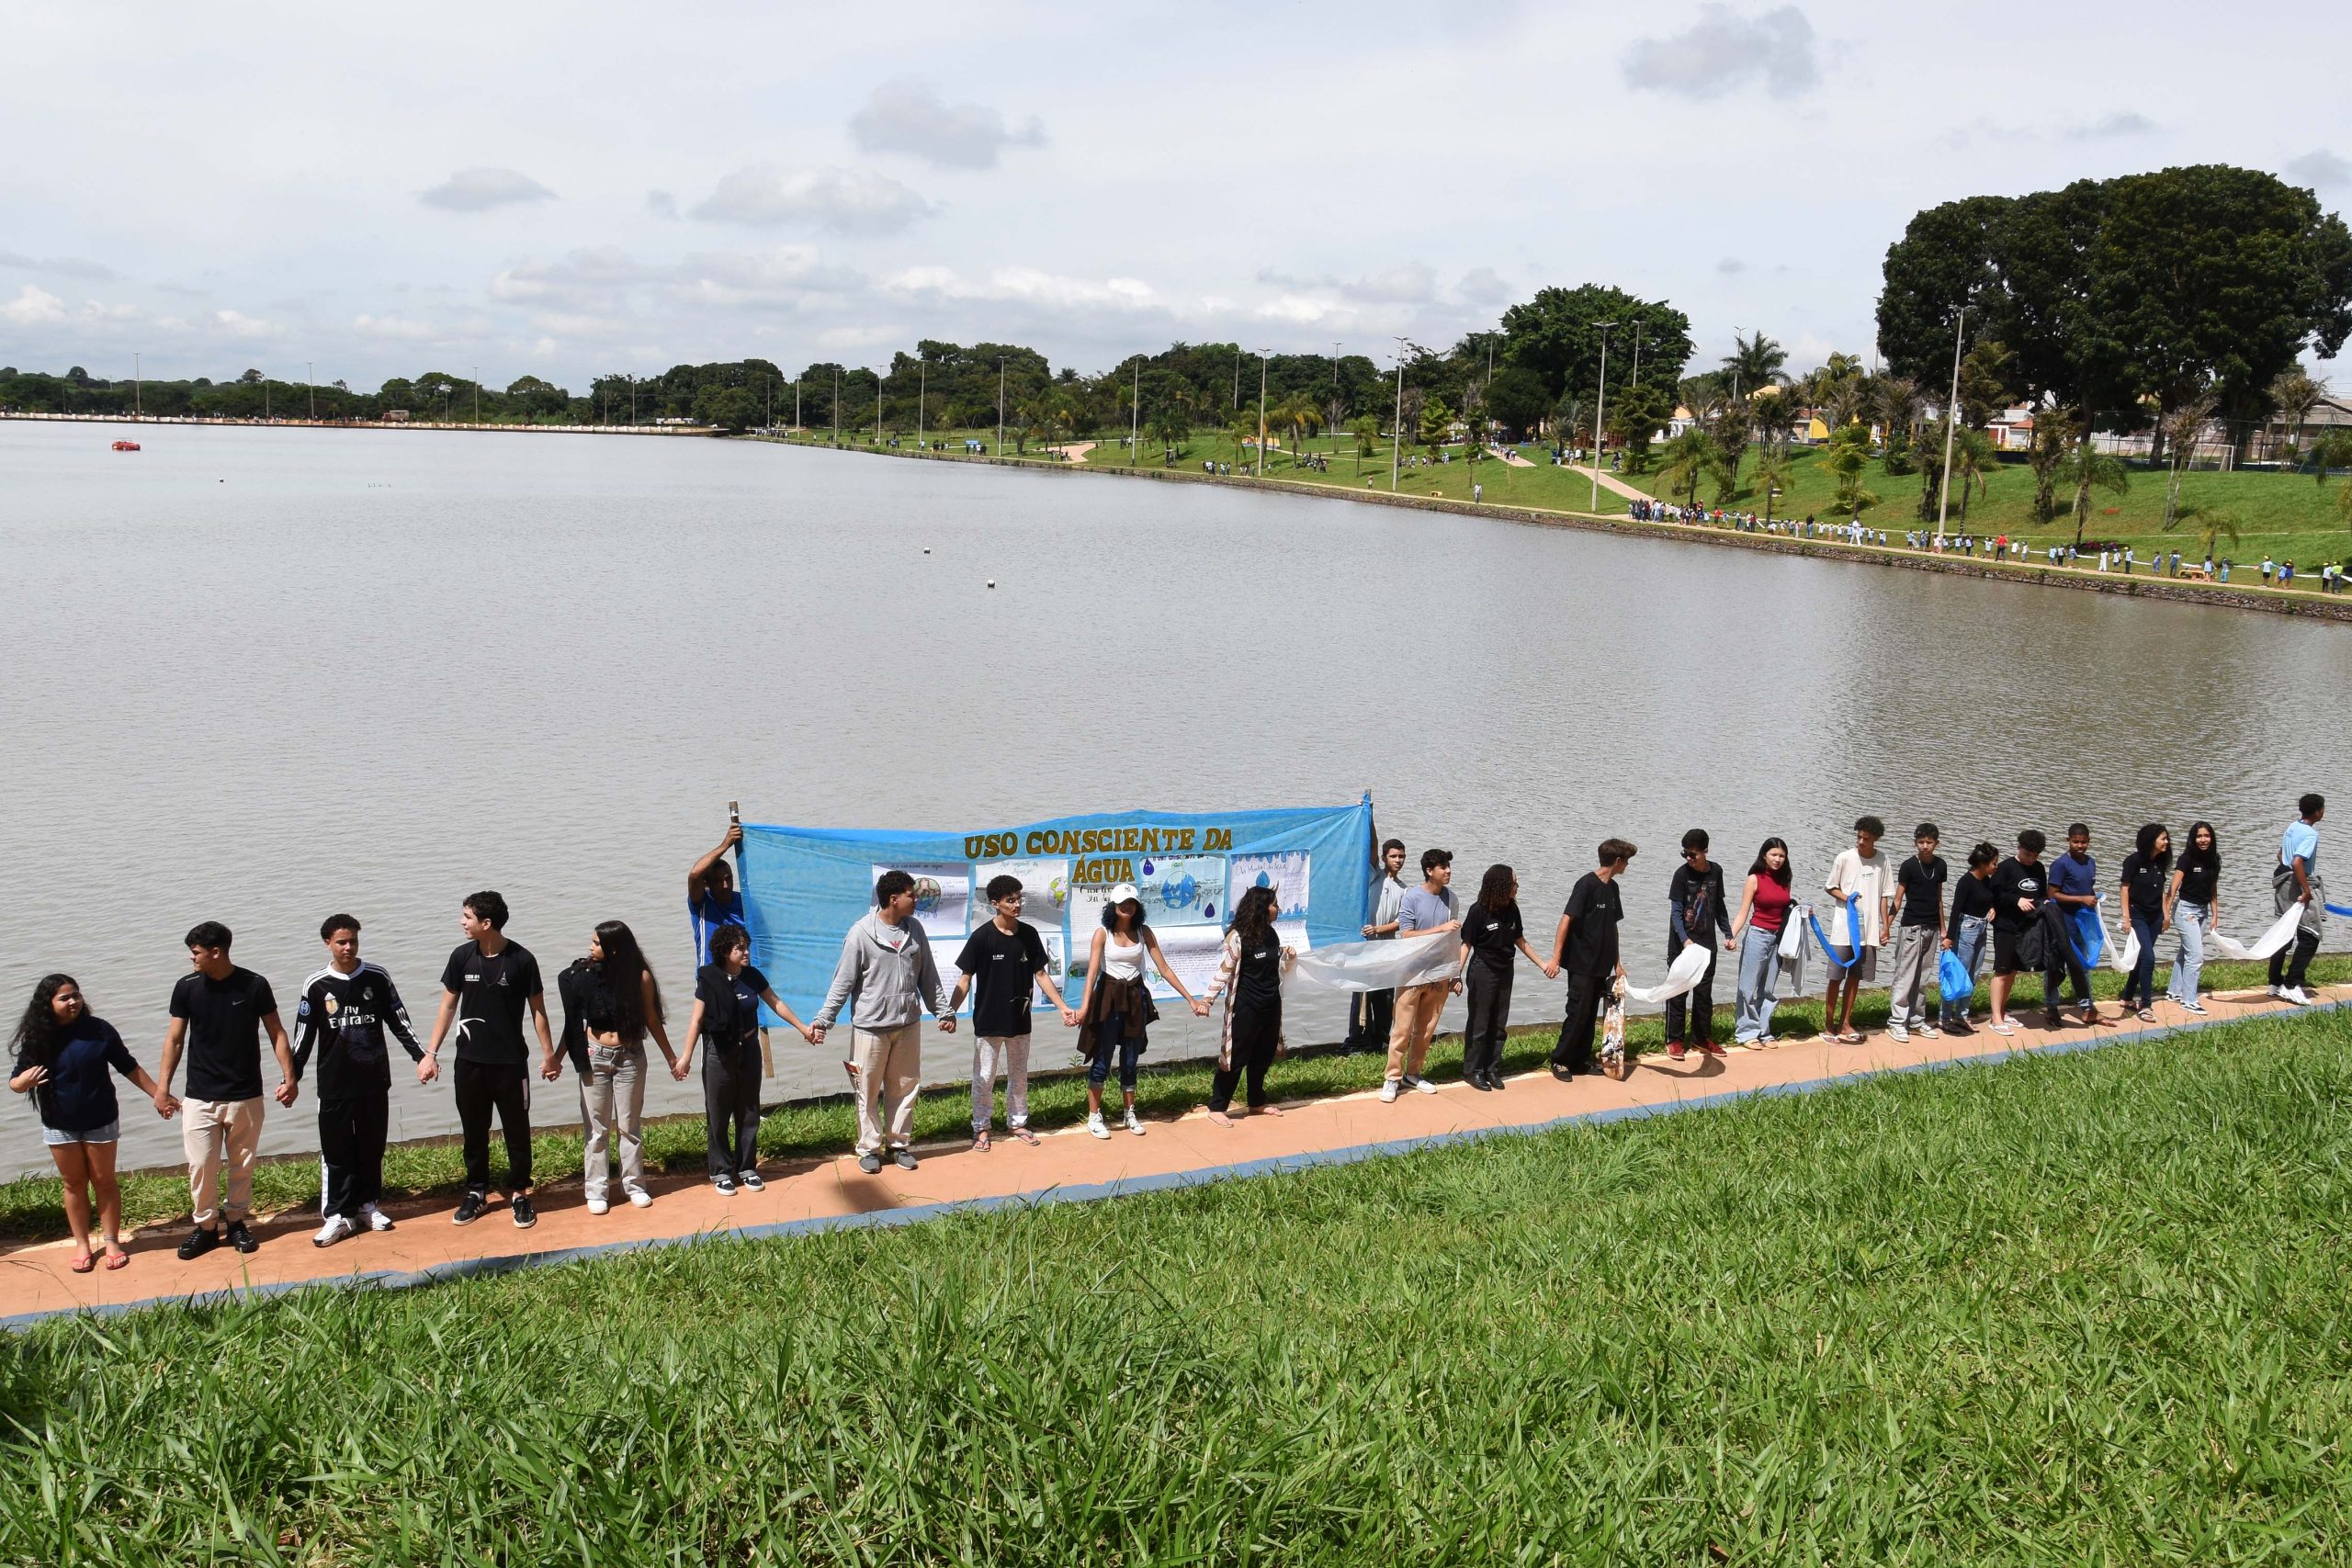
[1498,285,1692,405]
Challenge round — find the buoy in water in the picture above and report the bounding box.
[923,547,931,554]
[986,580,996,589]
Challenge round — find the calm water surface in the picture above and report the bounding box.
[3,421,2345,1178]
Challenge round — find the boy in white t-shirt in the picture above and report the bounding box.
[1823,816,1894,1043]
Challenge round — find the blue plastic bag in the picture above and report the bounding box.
[2066,906,2104,967]
[1937,947,1973,1002]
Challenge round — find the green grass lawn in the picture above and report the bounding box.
[6,1003,2352,1562]
[1,958,2340,1248]
[1621,446,2352,577]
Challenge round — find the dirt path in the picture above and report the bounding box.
[1488,446,1532,468]
[1566,463,1648,502]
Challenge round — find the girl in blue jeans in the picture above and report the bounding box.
[1729,840,1793,1046]
[1076,886,1207,1139]
[2165,821,2221,1013]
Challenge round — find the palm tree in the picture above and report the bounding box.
[1349,415,1379,458]
[1228,412,1257,472]
[2166,501,2242,563]
[1952,427,1996,525]
[1657,428,1713,509]
[2065,432,2130,548]
[1721,331,1788,398]
[2160,392,2218,530]
[1752,451,1792,522]
[2268,366,2325,465]
[1872,377,1923,474]
[2312,432,2352,533]
[1825,422,1880,518]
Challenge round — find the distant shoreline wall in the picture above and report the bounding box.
[844,441,2352,626]
[0,411,711,435]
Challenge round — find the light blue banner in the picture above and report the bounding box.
[735,797,1377,1020]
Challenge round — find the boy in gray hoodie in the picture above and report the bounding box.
[809,870,957,1172]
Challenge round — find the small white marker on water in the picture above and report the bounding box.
[986,580,996,589]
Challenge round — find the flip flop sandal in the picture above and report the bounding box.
[2135,1009,2156,1023]
[69,1252,96,1274]
[104,1250,130,1270]
[971,1131,992,1152]
[1838,1032,1866,1044]
[1012,1127,1039,1145]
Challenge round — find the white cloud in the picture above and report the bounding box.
[2287,150,2351,188]
[2065,111,2156,140]
[1457,267,1511,304]
[418,167,557,212]
[847,78,1045,170]
[1,284,66,323]
[352,312,443,341]
[690,164,933,234]
[0,250,118,281]
[212,308,280,338]
[1624,5,1819,99]
[1346,263,1437,305]
[647,189,679,218]
[876,265,1158,313]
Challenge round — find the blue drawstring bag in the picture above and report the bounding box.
[2066,906,2104,967]
[1938,947,1973,1002]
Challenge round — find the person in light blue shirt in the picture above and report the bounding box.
[2270,795,2325,1003]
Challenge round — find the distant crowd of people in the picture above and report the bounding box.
[9,798,2330,1273]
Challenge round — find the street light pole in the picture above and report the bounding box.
[1936,305,1970,541]
[1130,357,1140,467]
[918,356,926,449]
[1390,337,1408,493]
[308,361,314,419]
[1256,353,1268,478]
[133,352,141,419]
[1233,345,1240,411]
[1589,321,1615,513]
[472,367,480,425]
[996,355,1007,455]
[831,366,840,446]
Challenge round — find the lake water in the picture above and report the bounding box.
[3,420,2345,1179]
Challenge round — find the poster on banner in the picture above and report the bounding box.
[733,797,1377,1021]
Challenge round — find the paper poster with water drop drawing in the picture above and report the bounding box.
[1227,851,1310,919]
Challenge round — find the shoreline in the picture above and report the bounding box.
[0,410,710,435]
[829,440,2352,624]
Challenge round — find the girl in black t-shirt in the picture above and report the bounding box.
[1203,887,1295,1124]
[679,925,815,1195]
[1455,864,1554,1090]
[8,975,170,1272]
[2165,821,2222,1012]
[2116,825,2171,1021]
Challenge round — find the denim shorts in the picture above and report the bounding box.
[45,1119,119,1146]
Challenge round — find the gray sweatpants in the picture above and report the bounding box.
[1886,923,1939,1029]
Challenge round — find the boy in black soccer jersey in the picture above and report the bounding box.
[422,891,558,1229]
[293,914,425,1247]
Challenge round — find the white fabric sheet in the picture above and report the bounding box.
[2204,903,2306,964]
[1623,941,1715,1004]
[1288,931,1458,993]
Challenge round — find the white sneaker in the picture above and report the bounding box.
[1888,1023,1910,1043]
[586,1195,609,1215]
[2179,999,2208,1015]
[311,1213,356,1248]
[1087,1112,1112,1140]
[1409,1075,1439,1095]
[1377,1079,1400,1103]
[1123,1108,1147,1136]
[627,1189,653,1208]
[359,1202,395,1233]
[2280,985,2313,1006]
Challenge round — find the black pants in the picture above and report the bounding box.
[704,1040,763,1178]
[1463,961,1513,1078]
[1210,1004,1280,1111]
[2270,927,2320,990]
[318,1091,389,1217]
[2043,935,2092,1011]
[1348,987,1395,1052]
[1552,971,1608,1072]
[1661,933,1719,1043]
[453,1058,532,1194]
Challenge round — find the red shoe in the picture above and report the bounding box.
[1699,1041,1727,1057]
[1666,1041,1688,1060]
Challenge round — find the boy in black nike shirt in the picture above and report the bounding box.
[422,890,556,1229]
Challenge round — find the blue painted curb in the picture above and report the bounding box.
[6,995,2339,1331]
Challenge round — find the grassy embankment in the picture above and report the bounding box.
[2,956,2340,1246]
[778,425,2352,585]
[6,1003,2352,1561]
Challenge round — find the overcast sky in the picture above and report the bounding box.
[5,0,2347,390]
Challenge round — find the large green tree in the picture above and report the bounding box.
[1498,286,1692,405]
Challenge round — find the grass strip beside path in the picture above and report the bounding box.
[2,957,2341,1246]
[6,1004,2352,1562]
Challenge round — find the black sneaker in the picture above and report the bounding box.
[452,1190,488,1225]
[511,1194,537,1229]
[738,1170,765,1191]
[890,1148,919,1171]
[176,1227,220,1261]
[713,1174,738,1196]
[225,1219,259,1255]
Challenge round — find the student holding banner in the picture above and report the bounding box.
[686,825,748,967]
[2270,795,2325,1006]
[1345,840,1409,1055]
[1203,886,1297,1123]
[1381,850,1462,1101]
[808,871,958,1174]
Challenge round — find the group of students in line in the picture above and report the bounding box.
[9,797,2329,1273]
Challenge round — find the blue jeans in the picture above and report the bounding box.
[2167,901,2209,1003]
[1944,915,1988,1023]
[2124,912,2161,1009]
[1733,924,1781,1043]
[1086,1010,1145,1092]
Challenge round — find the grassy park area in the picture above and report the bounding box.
[6,999,2352,1561]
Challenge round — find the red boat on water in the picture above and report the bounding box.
[112,439,141,451]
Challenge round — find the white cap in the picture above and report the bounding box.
[1107,883,1141,906]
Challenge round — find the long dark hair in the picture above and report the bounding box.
[1476,863,1517,915]
[1747,838,1792,886]
[2134,822,2172,868]
[1230,886,1278,945]
[594,920,662,1042]
[8,975,79,1073]
[2178,820,2220,876]
[1102,898,1147,937]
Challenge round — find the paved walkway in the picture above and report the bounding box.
[5,985,2341,1325]
[1565,463,1649,502]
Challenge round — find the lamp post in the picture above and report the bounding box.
[831,366,840,446]
[133,351,141,419]
[472,367,480,425]
[1390,337,1411,493]
[917,355,926,449]
[995,355,1007,456]
[307,361,315,419]
[1935,305,1970,541]
[1130,357,1140,467]
[1256,352,1268,479]
[1589,321,1616,513]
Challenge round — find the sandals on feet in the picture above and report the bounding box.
[971,1130,991,1152]
[68,1252,96,1274]
[104,1249,129,1270]
[1012,1126,1038,1145]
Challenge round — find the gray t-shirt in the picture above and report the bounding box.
[1397,885,1458,935]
